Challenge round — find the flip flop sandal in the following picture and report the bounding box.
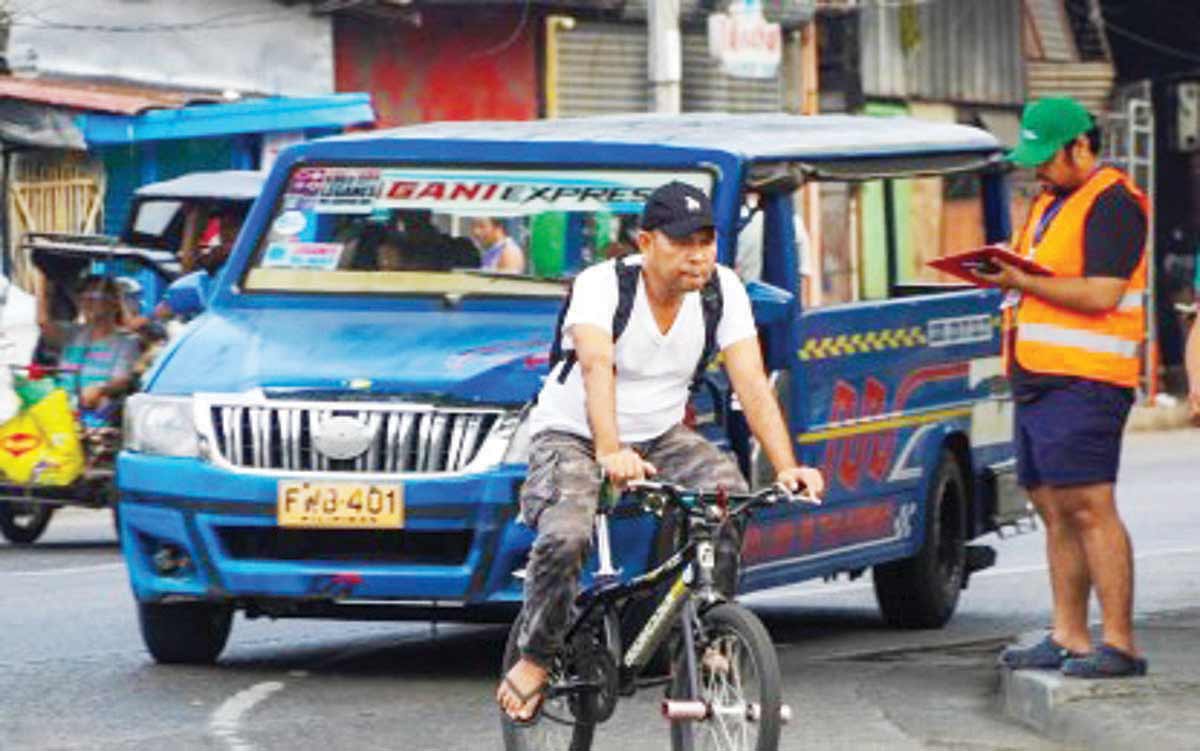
[502,673,549,727]
[999,635,1087,669]
[1062,644,1148,678]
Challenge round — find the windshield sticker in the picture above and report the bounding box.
[272,210,308,236]
[262,242,344,270]
[287,167,382,213]
[287,167,711,216]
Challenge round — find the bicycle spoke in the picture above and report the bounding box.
[693,630,763,751]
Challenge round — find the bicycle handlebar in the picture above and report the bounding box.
[624,480,820,521]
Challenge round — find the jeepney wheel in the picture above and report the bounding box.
[138,601,233,665]
[0,501,55,545]
[872,449,967,629]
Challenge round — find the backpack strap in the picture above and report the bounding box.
[690,269,724,393]
[547,279,575,378]
[611,255,640,342]
[549,257,641,385]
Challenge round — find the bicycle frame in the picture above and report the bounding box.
[561,506,726,708]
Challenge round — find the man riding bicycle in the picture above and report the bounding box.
[496,181,825,722]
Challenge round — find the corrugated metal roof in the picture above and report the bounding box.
[622,0,814,27]
[0,75,218,115]
[860,0,1024,106]
[325,113,1001,161]
[134,170,267,200]
[1027,61,1115,114]
[1025,0,1077,61]
[80,93,376,145]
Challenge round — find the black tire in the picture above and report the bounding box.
[670,603,782,751]
[110,499,122,544]
[0,501,55,544]
[138,601,233,665]
[500,610,597,751]
[873,448,968,629]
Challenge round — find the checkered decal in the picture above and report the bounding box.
[798,326,928,361]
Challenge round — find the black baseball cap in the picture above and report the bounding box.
[641,181,715,239]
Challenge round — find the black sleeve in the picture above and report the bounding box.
[1083,184,1147,279]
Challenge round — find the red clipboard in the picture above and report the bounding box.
[928,244,1052,287]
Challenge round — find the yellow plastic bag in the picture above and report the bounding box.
[0,410,44,484]
[0,388,84,486]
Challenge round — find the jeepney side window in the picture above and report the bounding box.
[734,190,814,306]
[127,199,184,251]
[855,169,999,300]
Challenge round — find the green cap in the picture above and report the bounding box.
[1006,97,1094,167]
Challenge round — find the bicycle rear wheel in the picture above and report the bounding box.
[500,610,597,751]
[669,603,783,751]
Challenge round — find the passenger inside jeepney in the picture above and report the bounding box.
[34,272,142,424]
[179,203,248,275]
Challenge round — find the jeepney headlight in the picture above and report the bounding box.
[125,394,199,458]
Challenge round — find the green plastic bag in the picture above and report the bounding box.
[12,373,56,409]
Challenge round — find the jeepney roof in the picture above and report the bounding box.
[322,113,1002,162]
[135,170,266,200]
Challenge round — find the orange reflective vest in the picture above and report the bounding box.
[1005,167,1148,389]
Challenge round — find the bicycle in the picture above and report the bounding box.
[500,479,820,751]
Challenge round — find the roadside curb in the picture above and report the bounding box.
[999,618,1200,750]
[1125,402,1191,432]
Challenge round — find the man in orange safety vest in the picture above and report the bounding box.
[975,97,1149,679]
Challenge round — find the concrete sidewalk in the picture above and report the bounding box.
[1000,608,1200,750]
[1126,401,1192,432]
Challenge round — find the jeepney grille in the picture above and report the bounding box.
[208,405,502,474]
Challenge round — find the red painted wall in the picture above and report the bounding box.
[334,9,540,127]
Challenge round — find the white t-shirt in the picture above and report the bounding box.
[529,258,758,443]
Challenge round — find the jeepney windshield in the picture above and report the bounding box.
[243,165,714,295]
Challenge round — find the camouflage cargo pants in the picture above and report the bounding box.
[516,423,749,668]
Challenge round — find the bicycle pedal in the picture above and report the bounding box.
[551,678,601,696]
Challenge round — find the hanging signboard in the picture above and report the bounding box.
[707,0,783,80]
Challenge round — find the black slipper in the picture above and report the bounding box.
[1062,644,1148,678]
[999,635,1086,669]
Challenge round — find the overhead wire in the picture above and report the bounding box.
[5,5,295,33]
[467,0,532,59]
[1101,18,1200,66]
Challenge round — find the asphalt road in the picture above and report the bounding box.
[2,429,1197,751]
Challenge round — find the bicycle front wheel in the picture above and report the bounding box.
[499,610,597,751]
[669,603,783,751]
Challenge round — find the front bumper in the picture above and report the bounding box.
[116,452,536,609]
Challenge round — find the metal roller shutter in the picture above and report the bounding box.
[555,22,784,117]
[682,30,783,113]
[556,22,649,117]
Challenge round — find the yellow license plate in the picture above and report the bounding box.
[277,482,404,529]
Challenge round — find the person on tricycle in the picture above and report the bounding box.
[35,272,141,427]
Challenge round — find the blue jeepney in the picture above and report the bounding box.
[117,114,1029,663]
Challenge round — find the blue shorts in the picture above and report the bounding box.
[1014,379,1134,488]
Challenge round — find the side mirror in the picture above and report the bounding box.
[745,279,794,326]
[164,270,212,317]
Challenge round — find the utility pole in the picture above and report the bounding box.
[648,0,681,113]
[800,16,822,306]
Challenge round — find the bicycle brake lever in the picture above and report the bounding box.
[769,482,821,506]
[792,491,822,506]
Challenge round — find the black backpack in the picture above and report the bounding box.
[547,256,724,393]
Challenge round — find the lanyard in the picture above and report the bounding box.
[1033,194,1068,245]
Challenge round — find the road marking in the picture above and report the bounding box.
[209,681,286,751]
[0,562,124,577]
[749,545,1200,602]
